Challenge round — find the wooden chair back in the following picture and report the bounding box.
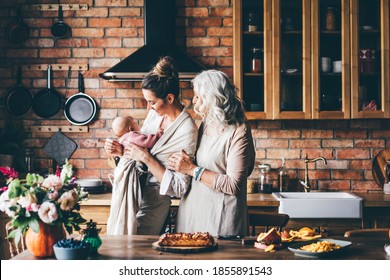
[344,228,390,238]
[6,221,27,258]
[248,212,290,236]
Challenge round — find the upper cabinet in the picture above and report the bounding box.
[233,0,390,119]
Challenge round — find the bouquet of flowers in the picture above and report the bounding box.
[0,160,88,243]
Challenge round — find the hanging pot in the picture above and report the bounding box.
[2,66,32,116]
[6,7,29,44]
[51,5,70,39]
[32,65,63,118]
[64,72,97,125]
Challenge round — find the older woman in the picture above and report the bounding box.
[167,69,255,236]
[104,56,198,235]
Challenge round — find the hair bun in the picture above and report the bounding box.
[152,56,178,79]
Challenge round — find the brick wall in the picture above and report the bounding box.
[0,0,389,192]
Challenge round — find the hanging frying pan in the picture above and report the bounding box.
[2,66,32,116]
[64,72,97,125]
[32,65,63,118]
[6,7,29,44]
[51,5,70,39]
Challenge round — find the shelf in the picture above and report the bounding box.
[243,31,264,35]
[28,126,89,133]
[25,4,89,11]
[22,64,89,71]
[244,73,264,76]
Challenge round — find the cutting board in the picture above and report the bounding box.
[44,131,77,165]
[372,148,390,189]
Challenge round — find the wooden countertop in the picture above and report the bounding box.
[82,192,390,208]
[11,235,390,260]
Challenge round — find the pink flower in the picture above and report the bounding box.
[59,189,78,211]
[0,167,18,180]
[38,201,58,223]
[42,175,63,191]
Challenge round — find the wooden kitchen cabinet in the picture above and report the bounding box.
[233,0,390,120]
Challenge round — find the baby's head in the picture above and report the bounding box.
[112,116,140,137]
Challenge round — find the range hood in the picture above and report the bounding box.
[99,0,205,82]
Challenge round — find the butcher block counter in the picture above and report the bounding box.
[10,234,390,260]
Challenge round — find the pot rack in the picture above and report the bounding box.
[28,125,88,133]
[21,64,88,71]
[24,4,89,11]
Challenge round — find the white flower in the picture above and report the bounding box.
[38,201,58,223]
[61,159,73,184]
[42,175,63,191]
[0,190,18,215]
[59,189,78,211]
[17,191,37,209]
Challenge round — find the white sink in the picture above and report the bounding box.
[272,192,363,218]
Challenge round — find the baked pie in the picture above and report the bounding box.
[158,232,214,247]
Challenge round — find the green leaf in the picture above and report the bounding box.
[29,219,40,233]
[8,179,22,198]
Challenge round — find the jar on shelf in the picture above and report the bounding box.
[247,11,258,32]
[258,163,271,193]
[250,47,263,73]
[325,7,336,31]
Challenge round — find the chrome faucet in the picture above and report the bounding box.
[302,154,327,192]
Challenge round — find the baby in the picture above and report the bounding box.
[112,116,163,149]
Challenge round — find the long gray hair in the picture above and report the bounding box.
[192,70,246,127]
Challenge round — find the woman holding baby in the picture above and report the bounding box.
[104,56,198,235]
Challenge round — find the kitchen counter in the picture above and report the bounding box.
[10,235,390,260]
[83,192,390,208]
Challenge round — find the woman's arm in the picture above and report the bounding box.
[169,123,255,196]
[104,138,124,157]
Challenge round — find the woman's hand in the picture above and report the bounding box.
[168,150,196,176]
[123,143,151,163]
[104,138,123,157]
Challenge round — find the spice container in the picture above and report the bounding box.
[81,219,102,255]
[247,11,258,32]
[325,7,336,31]
[258,163,271,193]
[250,47,263,73]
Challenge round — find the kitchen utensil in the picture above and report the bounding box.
[64,72,97,125]
[32,65,63,118]
[51,5,70,39]
[332,60,342,73]
[76,179,103,187]
[44,131,77,165]
[6,7,29,44]
[2,66,32,116]
[372,148,390,189]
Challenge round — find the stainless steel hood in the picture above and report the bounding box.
[99,0,205,82]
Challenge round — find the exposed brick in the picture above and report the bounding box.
[72,28,105,37]
[198,0,230,5]
[56,38,89,48]
[251,129,268,138]
[109,8,141,17]
[177,8,209,17]
[90,38,122,47]
[335,130,367,139]
[332,170,364,180]
[86,159,110,169]
[73,48,104,58]
[106,48,135,57]
[257,121,283,129]
[186,27,207,37]
[106,28,138,37]
[371,130,390,138]
[352,181,381,191]
[336,149,370,159]
[207,27,232,36]
[77,8,108,17]
[255,139,288,148]
[210,7,233,17]
[221,37,233,46]
[76,169,102,179]
[354,139,385,148]
[302,129,333,138]
[72,148,99,158]
[350,159,372,169]
[94,0,127,6]
[269,130,300,138]
[318,180,351,191]
[290,139,321,148]
[266,149,300,159]
[301,149,334,160]
[79,139,99,148]
[322,139,353,148]
[189,18,222,27]
[255,149,266,159]
[187,37,220,47]
[122,18,144,27]
[317,159,349,169]
[89,18,122,28]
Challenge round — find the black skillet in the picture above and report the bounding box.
[64,72,97,125]
[6,7,29,44]
[2,66,32,116]
[32,65,63,118]
[51,5,70,39]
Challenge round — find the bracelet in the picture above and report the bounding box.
[194,166,205,181]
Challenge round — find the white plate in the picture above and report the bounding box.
[76,179,103,187]
[288,238,352,258]
[285,68,298,74]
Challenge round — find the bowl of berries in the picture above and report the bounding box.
[53,238,91,260]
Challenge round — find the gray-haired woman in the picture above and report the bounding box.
[166,69,255,236]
